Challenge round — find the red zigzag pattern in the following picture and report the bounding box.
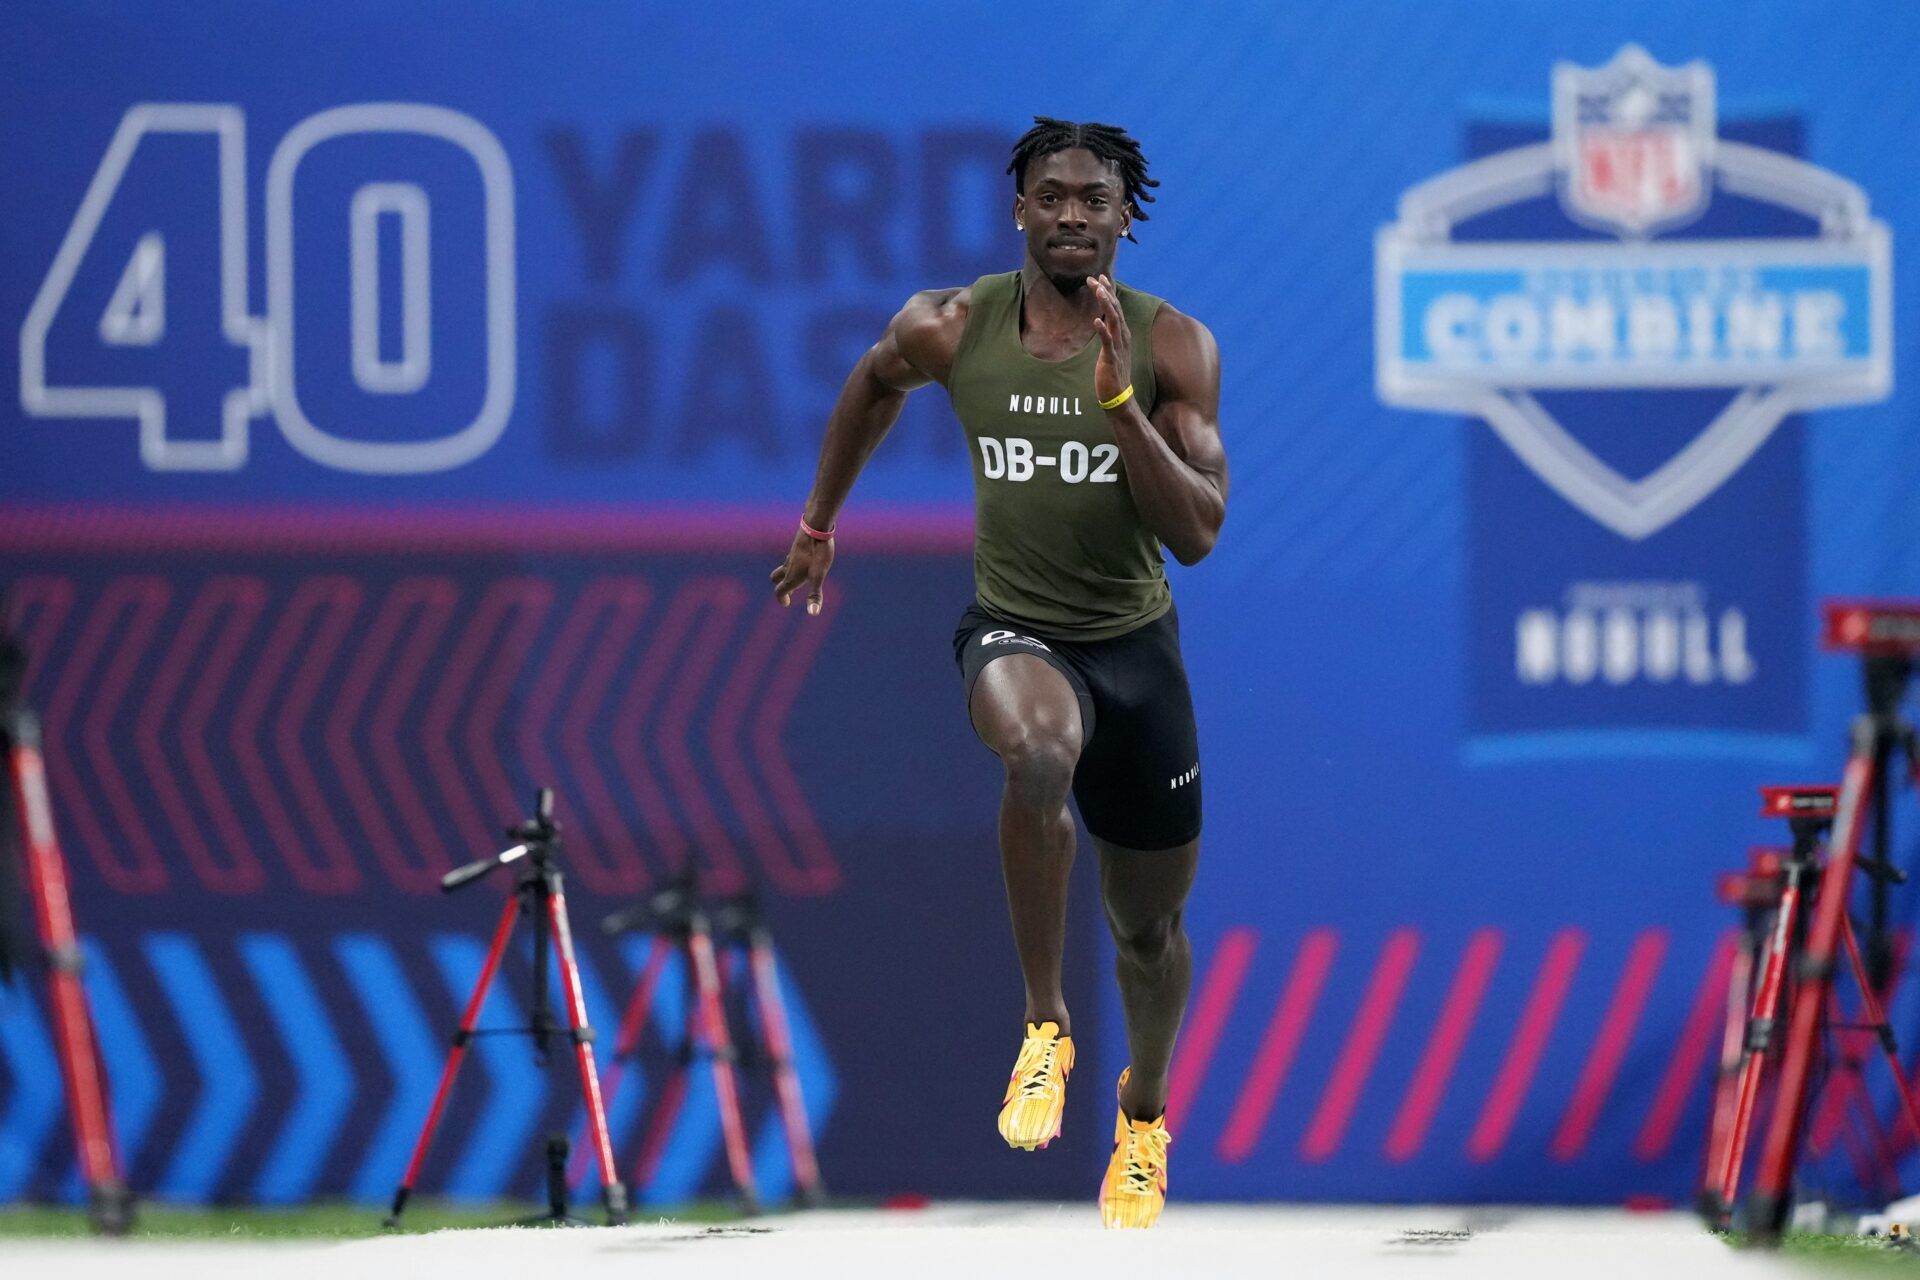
[1168,924,1741,1167]
[7,573,841,896]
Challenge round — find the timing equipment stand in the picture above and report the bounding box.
[1701,844,1785,1220]
[384,789,628,1228]
[0,611,132,1236]
[1826,602,1920,990]
[1729,601,1920,1241]
[712,890,825,1207]
[597,878,760,1213]
[1702,791,1920,1228]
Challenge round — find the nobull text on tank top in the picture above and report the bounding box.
[946,271,1170,641]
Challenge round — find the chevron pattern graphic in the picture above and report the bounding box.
[4,570,842,898]
[0,930,836,1204]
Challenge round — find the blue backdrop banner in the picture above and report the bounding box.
[4,1,1920,1209]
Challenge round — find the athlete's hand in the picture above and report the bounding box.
[769,527,834,616]
[1090,274,1132,406]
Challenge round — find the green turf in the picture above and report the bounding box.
[1720,1231,1920,1271]
[0,1200,742,1239]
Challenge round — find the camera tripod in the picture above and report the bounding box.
[590,879,824,1210]
[384,789,628,1227]
[1710,601,1920,1241]
[1702,844,1783,1215]
[0,606,132,1235]
[711,890,825,1207]
[1703,787,1920,1231]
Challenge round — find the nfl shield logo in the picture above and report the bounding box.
[1553,45,1714,237]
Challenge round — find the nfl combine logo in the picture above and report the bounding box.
[1376,43,1891,541]
[1376,45,1893,748]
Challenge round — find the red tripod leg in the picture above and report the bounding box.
[1718,876,1801,1216]
[546,888,628,1223]
[1701,934,1756,1217]
[569,935,672,1187]
[1751,749,1878,1238]
[688,918,759,1211]
[614,939,673,1063]
[747,933,823,1203]
[1841,917,1920,1149]
[385,893,518,1226]
[630,934,699,1191]
[9,734,130,1233]
[632,1052,691,1191]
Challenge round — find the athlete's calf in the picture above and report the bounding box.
[1098,840,1199,1121]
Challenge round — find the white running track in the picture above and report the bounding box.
[0,1204,1820,1278]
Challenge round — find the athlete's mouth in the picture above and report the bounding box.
[1051,240,1095,254]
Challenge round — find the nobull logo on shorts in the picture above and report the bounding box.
[1375,45,1894,750]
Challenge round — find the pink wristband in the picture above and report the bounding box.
[799,517,835,542]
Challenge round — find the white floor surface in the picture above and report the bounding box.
[0,1203,1828,1279]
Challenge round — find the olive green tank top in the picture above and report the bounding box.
[947,271,1170,641]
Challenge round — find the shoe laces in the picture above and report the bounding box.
[1014,1035,1065,1099]
[1115,1123,1171,1196]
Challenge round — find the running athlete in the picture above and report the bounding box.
[770,118,1226,1228]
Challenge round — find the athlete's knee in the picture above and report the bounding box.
[1110,908,1185,976]
[998,731,1078,810]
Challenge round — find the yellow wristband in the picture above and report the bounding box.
[1099,384,1135,411]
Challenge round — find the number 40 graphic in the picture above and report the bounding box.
[19,103,516,474]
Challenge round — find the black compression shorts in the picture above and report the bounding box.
[953,601,1201,851]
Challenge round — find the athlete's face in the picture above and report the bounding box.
[1014,148,1129,294]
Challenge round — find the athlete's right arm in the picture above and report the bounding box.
[770,287,969,615]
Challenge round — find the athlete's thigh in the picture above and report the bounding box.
[1095,835,1200,928]
[969,652,1086,757]
[954,604,1092,756]
[1072,615,1201,850]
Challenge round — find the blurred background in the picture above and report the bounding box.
[1,0,1917,1218]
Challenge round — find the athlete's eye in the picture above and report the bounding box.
[1089,197,1107,208]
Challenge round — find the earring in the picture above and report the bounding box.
[1016,221,1024,230]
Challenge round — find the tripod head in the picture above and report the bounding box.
[599,873,770,942]
[1760,784,1839,858]
[1717,846,1788,910]
[1824,600,1919,724]
[1759,783,1907,886]
[709,889,767,944]
[601,873,699,937]
[509,787,558,844]
[1759,784,1837,822]
[1824,600,1920,657]
[441,787,561,893]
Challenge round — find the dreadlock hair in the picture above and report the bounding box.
[1008,117,1158,242]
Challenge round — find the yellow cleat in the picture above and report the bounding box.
[998,1021,1074,1150]
[1100,1069,1170,1229]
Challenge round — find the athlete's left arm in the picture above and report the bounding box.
[1090,277,1227,565]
